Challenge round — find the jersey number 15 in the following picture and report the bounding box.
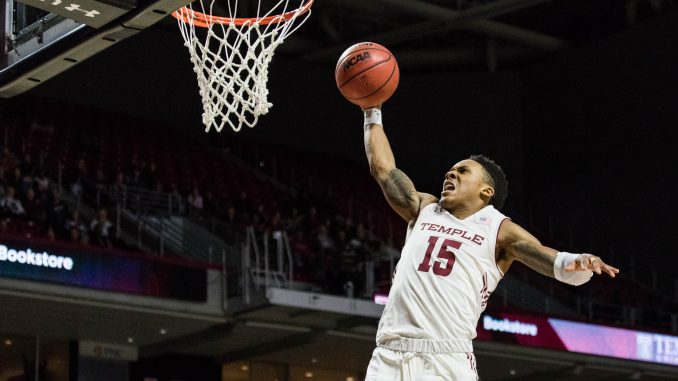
[417,235,462,277]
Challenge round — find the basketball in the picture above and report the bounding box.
[335,42,400,108]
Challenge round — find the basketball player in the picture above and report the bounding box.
[361,107,619,381]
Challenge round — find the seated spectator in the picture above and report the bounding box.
[7,167,21,191]
[20,153,34,176]
[45,225,57,242]
[34,170,50,198]
[315,224,335,252]
[142,162,158,189]
[128,167,144,188]
[45,189,69,234]
[0,148,18,171]
[204,190,218,216]
[188,186,204,216]
[90,223,111,248]
[24,188,44,225]
[65,210,87,240]
[92,168,109,207]
[20,171,34,198]
[169,184,184,215]
[90,208,113,248]
[111,171,127,200]
[0,186,25,218]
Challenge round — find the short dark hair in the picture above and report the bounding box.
[468,154,508,210]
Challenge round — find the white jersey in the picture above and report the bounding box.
[376,203,509,348]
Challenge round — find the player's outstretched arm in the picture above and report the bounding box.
[362,107,436,223]
[497,220,619,284]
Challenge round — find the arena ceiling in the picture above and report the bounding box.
[233,0,678,70]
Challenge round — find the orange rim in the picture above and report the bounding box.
[172,0,313,28]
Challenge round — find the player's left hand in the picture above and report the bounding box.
[564,254,620,278]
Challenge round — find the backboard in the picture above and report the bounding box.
[0,0,190,97]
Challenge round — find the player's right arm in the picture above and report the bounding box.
[363,108,437,225]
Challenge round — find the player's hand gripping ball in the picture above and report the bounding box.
[335,42,400,108]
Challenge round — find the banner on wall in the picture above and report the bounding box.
[476,312,678,366]
[80,341,138,361]
[0,238,207,302]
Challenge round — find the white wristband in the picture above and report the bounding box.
[554,252,593,286]
[364,108,382,127]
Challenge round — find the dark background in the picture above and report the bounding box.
[17,7,678,284]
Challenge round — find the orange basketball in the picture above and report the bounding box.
[335,42,400,108]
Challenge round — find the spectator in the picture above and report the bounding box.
[111,171,127,203]
[141,161,158,189]
[89,208,113,240]
[24,188,43,225]
[19,171,34,198]
[65,210,87,240]
[128,166,144,188]
[93,168,108,206]
[20,153,34,176]
[169,183,184,215]
[188,186,204,215]
[0,148,18,170]
[204,190,218,215]
[153,180,164,193]
[45,225,57,241]
[34,170,50,198]
[68,226,83,244]
[90,223,110,248]
[305,206,322,232]
[8,167,21,191]
[224,205,238,225]
[0,186,26,217]
[315,224,335,252]
[45,189,69,234]
[234,190,253,218]
[0,169,5,200]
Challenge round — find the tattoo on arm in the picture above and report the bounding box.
[512,241,556,278]
[382,168,418,215]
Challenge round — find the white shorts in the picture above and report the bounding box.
[364,347,479,381]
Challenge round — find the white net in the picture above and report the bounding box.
[175,0,313,132]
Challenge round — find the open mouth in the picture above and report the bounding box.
[443,181,456,192]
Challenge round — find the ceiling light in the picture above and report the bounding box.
[304,372,313,378]
[4,339,12,346]
[509,369,516,375]
[159,329,167,335]
[127,337,134,343]
[240,364,249,371]
[311,358,318,363]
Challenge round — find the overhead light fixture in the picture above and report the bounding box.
[304,372,313,378]
[159,329,167,335]
[311,358,318,363]
[127,337,135,343]
[240,364,249,371]
[4,339,12,346]
[509,369,516,376]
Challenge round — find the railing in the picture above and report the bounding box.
[242,227,293,291]
[497,276,580,318]
[77,181,678,333]
[92,184,239,265]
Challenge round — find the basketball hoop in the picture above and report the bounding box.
[172,0,314,132]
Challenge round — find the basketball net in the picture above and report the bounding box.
[173,0,313,132]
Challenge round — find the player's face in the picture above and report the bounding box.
[440,160,491,209]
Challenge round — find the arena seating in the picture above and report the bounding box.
[1,95,675,334]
